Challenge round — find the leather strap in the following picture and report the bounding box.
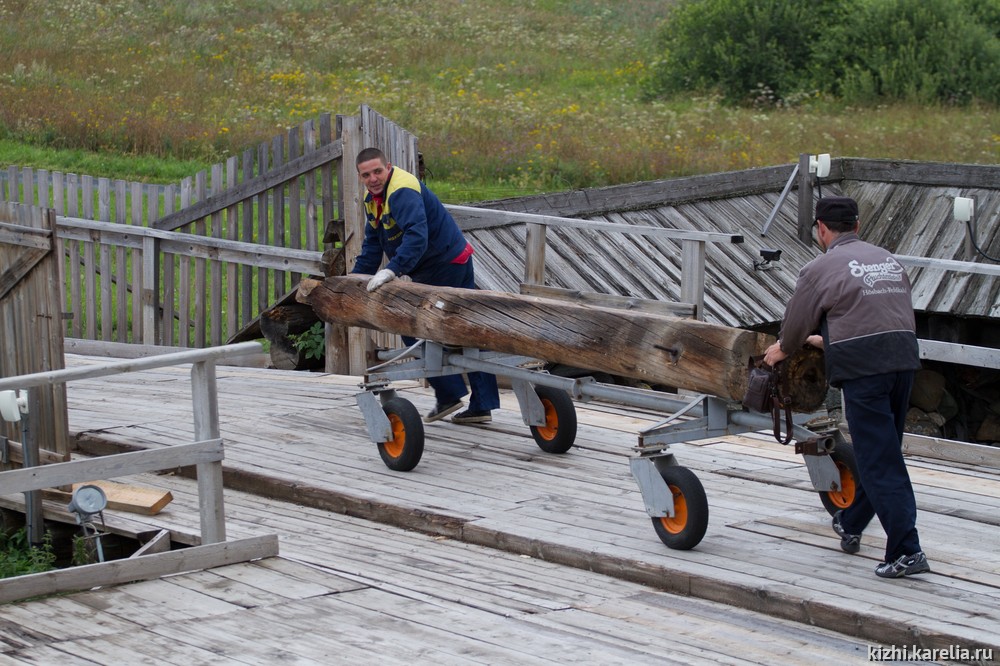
[770,366,794,445]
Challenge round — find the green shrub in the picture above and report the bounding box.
[814,0,1000,105]
[644,0,849,106]
[646,0,1000,106]
[0,528,57,578]
[290,321,325,361]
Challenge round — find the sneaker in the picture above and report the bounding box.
[832,510,861,554]
[875,551,931,579]
[424,400,463,423]
[451,409,492,424]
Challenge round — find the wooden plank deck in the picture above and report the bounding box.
[3,355,999,664]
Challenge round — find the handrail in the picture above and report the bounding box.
[897,254,1000,277]
[1,342,263,544]
[1,439,223,495]
[55,216,325,275]
[447,204,736,321]
[448,204,743,244]
[0,341,263,391]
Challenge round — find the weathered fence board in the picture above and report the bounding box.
[0,202,70,457]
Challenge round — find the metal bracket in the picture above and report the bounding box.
[630,455,678,518]
[355,390,392,443]
[511,379,547,427]
[636,394,730,452]
[797,432,842,492]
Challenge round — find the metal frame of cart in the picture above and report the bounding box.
[354,340,858,551]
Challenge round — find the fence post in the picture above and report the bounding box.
[524,222,547,286]
[680,239,706,321]
[190,360,225,543]
[141,236,160,345]
[338,114,371,375]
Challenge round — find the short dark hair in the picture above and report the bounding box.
[356,147,387,167]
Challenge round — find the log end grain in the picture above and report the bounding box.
[782,346,828,412]
[296,278,322,302]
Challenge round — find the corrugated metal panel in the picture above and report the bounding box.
[463,159,1000,328]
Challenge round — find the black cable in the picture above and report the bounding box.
[966,219,1000,262]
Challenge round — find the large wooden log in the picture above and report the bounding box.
[298,276,824,406]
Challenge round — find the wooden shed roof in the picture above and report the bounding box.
[457,158,1000,329]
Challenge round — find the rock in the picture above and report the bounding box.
[938,389,959,421]
[906,407,943,437]
[975,413,1000,443]
[927,411,947,427]
[910,369,946,412]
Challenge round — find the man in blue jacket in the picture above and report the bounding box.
[764,196,929,579]
[351,147,500,424]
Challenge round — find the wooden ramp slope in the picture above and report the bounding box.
[4,356,999,664]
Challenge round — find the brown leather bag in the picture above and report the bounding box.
[742,356,793,444]
[743,356,776,413]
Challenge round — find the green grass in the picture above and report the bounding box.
[0,139,211,184]
[1,0,998,202]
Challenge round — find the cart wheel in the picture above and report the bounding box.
[529,385,577,454]
[650,465,709,550]
[377,397,424,472]
[819,441,859,516]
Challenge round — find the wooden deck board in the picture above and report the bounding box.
[3,356,999,663]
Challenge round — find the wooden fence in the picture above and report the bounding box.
[0,201,69,456]
[0,106,417,365]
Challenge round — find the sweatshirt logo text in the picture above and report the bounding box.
[849,257,905,288]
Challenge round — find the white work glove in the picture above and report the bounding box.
[366,268,396,292]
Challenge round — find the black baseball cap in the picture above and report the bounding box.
[815,196,859,222]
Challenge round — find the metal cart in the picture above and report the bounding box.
[354,341,858,551]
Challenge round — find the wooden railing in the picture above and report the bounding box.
[0,342,277,605]
[449,205,745,321]
[54,216,325,346]
[0,342,263,546]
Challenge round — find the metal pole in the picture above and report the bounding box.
[444,352,697,414]
[761,163,799,236]
[797,153,814,243]
[21,389,44,546]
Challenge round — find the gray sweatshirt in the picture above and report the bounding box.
[779,233,921,387]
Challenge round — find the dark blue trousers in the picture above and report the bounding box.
[406,258,500,412]
[839,370,921,562]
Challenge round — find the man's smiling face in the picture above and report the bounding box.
[358,157,391,197]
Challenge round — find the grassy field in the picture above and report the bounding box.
[1,0,998,203]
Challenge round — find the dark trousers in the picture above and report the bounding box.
[407,258,500,412]
[839,370,921,562]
